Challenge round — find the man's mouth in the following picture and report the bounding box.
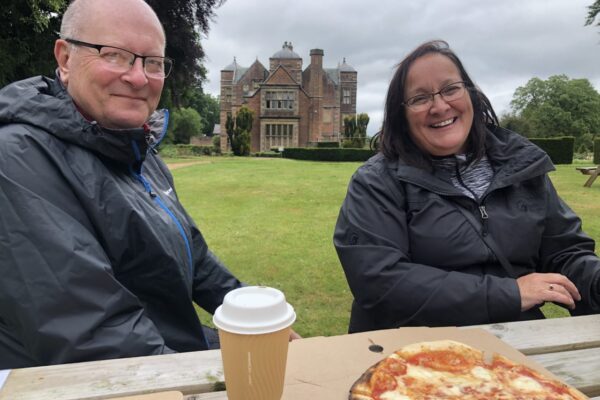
[430,117,456,128]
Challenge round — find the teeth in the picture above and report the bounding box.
[432,118,454,128]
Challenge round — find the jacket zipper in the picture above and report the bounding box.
[454,161,490,236]
[129,166,194,276]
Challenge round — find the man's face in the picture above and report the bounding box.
[55,2,165,129]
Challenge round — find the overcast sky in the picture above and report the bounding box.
[201,0,600,135]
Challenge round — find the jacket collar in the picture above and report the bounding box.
[0,74,169,167]
[387,126,554,196]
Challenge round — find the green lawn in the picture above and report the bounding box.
[168,157,600,336]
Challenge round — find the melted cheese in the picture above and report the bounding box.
[379,391,411,400]
[471,366,494,381]
[510,375,544,392]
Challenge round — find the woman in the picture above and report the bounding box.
[334,40,600,333]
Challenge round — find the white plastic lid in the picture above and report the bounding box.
[213,286,296,335]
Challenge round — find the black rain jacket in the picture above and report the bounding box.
[0,76,242,368]
[334,126,600,333]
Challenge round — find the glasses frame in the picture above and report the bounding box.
[64,38,173,79]
[402,81,468,111]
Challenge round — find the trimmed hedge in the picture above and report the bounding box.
[316,141,340,148]
[157,144,215,157]
[282,147,376,162]
[254,151,282,158]
[594,138,600,164]
[528,136,574,165]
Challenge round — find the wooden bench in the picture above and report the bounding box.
[576,165,600,187]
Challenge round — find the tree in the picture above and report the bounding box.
[146,0,225,109]
[225,107,252,156]
[185,88,220,135]
[585,0,600,26]
[0,0,67,87]
[507,75,600,152]
[168,107,203,144]
[342,113,370,148]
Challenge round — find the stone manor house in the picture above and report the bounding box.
[219,42,357,152]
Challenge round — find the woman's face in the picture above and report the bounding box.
[404,53,474,156]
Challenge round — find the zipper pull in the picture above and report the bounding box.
[479,205,489,236]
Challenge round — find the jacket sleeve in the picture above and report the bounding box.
[333,163,522,328]
[538,175,600,314]
[190,227,243,314]
[0,131,173,366]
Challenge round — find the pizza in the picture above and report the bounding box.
[349,340,587,400]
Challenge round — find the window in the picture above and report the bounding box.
[265,91,295,110]
[343,89,351,105]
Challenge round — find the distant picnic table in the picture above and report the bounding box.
[576,165,600,187]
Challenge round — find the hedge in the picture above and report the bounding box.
[316,141,340,148]
[157,144,215,157]
[528,136,574,165]
[594,138,600,164]
[282,147,376,162]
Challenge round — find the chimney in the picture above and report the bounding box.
[310,48,324,69]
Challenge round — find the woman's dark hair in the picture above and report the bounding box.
[375,40,499,168]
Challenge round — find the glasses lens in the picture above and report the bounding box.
[440,83,465,101]
[145,57,173,78]
[406,95,431,111]
[98,47,133,71]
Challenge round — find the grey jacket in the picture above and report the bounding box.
[334,126,600,333]
[0,76,242,368]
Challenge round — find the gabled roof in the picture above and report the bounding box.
[263,64,300,86]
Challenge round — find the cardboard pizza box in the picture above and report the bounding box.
[281,326,565,399]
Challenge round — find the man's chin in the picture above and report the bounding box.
[99,112,151,130]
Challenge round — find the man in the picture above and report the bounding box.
[0,0,295,368]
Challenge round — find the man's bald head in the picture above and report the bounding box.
[60,0,165,43]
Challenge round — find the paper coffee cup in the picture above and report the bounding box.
[213,286,296,400]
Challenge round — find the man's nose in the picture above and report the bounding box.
[122,57,148,87]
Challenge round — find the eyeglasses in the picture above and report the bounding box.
[403,81,468,112]
[65,38,173,79]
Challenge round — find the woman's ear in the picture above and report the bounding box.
[54,39,72,86]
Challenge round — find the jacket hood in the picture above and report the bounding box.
[0,75,168,166]
[387,126,555,195]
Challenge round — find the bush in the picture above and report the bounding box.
[528,136,574,165]
[341,138,366,149]
[212,135,222,155]
[282,147,376,162]
[254,151,282,158]
[594,138,600,164]
[169,107,203,144]
[157,144,215,157]
[316,141,340,148]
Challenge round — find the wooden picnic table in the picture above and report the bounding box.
[576,165,600,187]
[1,314,599,399]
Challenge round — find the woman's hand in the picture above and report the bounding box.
[516,273,581,311]
[289,328,302,341]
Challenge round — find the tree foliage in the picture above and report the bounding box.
[225,107,253,156]
[585,0,600,26]
[185,88,220,135]
[146,0,225,108]
[0,0,67,87]
[342,113,370,148]
[504,75,600,152]
[167,107,203,144]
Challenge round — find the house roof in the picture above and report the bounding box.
[271,41,301,59]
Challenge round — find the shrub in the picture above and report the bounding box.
[528,136,574,165]
[316,141,340,148]
[169,107,203,144]
[282,147,376,162]
[212,135,222,155]
[157,144,214,157]
[254,151,282,158]
[594,138,600,164]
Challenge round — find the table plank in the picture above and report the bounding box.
[0,351,224,400]
[530,347,600,398]
[473,314,600,355]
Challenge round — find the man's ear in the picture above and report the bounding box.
[54,39,71,86]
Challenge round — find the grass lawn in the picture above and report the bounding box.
[168,157,600,336]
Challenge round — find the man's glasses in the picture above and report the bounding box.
[403,81,468,112]
[65,38,173,79]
